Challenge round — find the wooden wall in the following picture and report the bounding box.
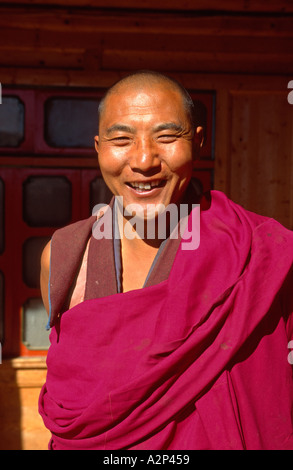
[1,1,292,227]
[0,0,292,450]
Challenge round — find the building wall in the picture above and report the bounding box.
[0,358,50,450]
[0,1,292,449]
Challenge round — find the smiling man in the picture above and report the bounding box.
[94,73,203,291]
[39,71,293,450]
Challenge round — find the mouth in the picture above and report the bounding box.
[126,180,166,193]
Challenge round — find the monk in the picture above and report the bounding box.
[39,71,293,450]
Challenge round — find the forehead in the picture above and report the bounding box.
[100,82,187,127]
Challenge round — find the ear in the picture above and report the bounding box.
[192,126,204,160]
[94,135,99,154]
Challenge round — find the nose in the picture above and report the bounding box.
[129,136,161,174]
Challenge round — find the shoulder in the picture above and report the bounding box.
[41,239,51,273]
[206,190,293,252]
[40,216,96,272]
[40,240,51,314]
[48,215,97,281]
[208,190,270,228]
[51,215,97,244]
[41,215,97,288]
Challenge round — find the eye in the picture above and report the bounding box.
[157,134,177,143]
[111,136,132,146]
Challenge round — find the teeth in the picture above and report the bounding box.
[130,181,160,190]
[139,183,150,189]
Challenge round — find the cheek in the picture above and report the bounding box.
[163,145,193,177]
[98,148,127,178]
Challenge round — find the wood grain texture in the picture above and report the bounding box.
[3,0,293,12]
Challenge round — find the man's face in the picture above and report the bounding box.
[95,82,201,214]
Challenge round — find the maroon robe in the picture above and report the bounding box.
[39,190,293,450]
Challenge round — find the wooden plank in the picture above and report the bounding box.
[2,29,292,74]
[2,27,292,56]
[0,66,120,87]
[0,67,290,90]
[229,90,293,228]
[3,0,293,13]
[0,48,85,69]
[102,49,293,75]
[213,89,232,195]
[1,27,101,49]
[102,33,293,54]
[0,9,293,37]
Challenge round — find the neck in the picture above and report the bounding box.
[114,180,201,250]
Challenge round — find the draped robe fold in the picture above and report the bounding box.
[39,190,293,450]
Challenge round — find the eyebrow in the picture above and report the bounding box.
[105,121,184,136]
[152,122,184,133]
[105,124,136,135]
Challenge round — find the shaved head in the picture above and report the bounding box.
[98,70,197,134]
